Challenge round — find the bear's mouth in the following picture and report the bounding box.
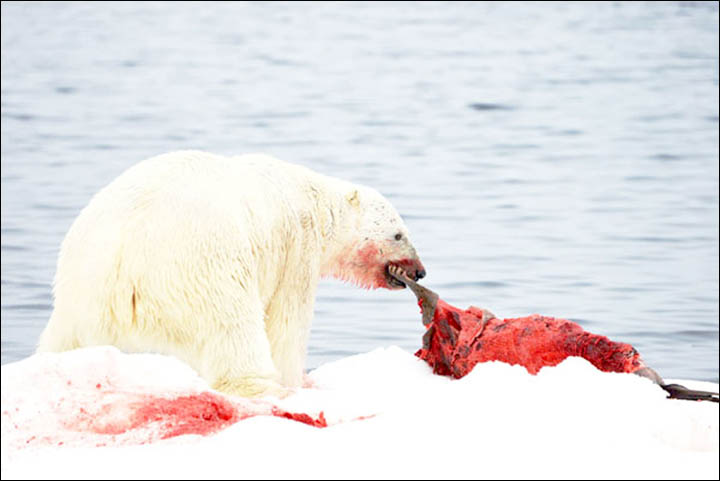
[386,263,411,289]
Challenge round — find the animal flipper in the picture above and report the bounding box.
[661,383,719,403]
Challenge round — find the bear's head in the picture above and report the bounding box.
[329,185,426,290]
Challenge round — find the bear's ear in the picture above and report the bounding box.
[346,189,360,208]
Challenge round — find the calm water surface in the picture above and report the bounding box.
[2,2,718,381]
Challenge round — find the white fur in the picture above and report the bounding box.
[37,151,422,397]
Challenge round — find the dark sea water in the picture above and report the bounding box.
[1,2,718,381]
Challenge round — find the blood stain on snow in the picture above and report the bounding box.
[353,414,376,422]
[271,408,328,428]
[128,392,240,438]
[71,392,242,439]
[62,391,328,444]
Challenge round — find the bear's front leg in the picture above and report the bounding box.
[201,313,289,399]
[265,289,315,388]
[213,375,290,399]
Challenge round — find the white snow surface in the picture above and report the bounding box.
[1,346,718,480]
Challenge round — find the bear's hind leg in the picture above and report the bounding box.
[36,312,81,352]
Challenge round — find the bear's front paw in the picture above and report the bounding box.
[213,376,293,399]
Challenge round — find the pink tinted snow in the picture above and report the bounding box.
[1,350,326,453]
[5,389,326,451]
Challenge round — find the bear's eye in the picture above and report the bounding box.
[394,233,403,241]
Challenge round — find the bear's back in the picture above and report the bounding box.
[43,150,327,354]
[70,151,315,243]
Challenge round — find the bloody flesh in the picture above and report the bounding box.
[415,299,650,379]
[386,265,717,402]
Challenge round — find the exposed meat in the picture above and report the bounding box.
[386,266,718,403]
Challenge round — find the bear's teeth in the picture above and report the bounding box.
[388,264,410,285]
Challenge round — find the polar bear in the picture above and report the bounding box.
[37,151,425,397]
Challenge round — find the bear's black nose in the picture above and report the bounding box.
[416,269,426,280]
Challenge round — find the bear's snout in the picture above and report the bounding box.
[406,260,426,282]
[401,261,426,282]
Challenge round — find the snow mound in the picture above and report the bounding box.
[2,346,718,479]
[1,347,324,453]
